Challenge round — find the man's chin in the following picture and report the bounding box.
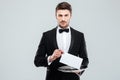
[59,25,68,28]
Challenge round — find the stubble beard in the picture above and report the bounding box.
[59,21,69,29]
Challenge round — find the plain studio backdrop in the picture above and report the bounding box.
[0,0,120,80]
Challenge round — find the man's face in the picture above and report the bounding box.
[56,9,71,28]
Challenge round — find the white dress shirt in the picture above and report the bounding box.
[57,26,71,53]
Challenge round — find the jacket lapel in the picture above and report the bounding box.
[52,27,59,49]
[68,27,75,53]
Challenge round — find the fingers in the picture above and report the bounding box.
[72,70,81,75]
[58,49,63,54]
[53,49,63,57]
[51,49,63,61]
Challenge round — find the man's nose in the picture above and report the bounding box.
[62,16,65,21]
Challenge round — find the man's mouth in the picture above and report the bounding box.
[61,21,66,24]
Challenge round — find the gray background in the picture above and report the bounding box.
[0,0,120,80]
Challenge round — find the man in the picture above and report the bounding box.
[34,2,89,80]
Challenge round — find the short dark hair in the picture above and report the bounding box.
[56,2,72,13]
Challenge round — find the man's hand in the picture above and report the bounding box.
[72,69,85,75]
[49,49,63,62]
[72,70,81,74]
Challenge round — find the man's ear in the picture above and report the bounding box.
[55,12,57,19]
[70,13,72,18]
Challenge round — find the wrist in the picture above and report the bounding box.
[49,56,54,62]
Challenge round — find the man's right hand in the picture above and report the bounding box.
[49,49,63,62]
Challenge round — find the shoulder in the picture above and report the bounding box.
[70,27,84,36]
[43,27,57,36]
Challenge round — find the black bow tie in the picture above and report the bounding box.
[59,29,69,33]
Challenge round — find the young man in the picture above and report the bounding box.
[34,2,89,80]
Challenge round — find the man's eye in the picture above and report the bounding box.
[58,15,62,17]
[65,14,68,17]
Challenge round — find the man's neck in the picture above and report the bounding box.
[58,25,70,29]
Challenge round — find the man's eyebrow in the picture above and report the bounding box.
[65,14,68,15]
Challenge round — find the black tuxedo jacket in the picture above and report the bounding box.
[34,27,89,71]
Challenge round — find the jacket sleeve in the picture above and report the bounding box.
[79,34,89,69]
[34,33,48,67]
